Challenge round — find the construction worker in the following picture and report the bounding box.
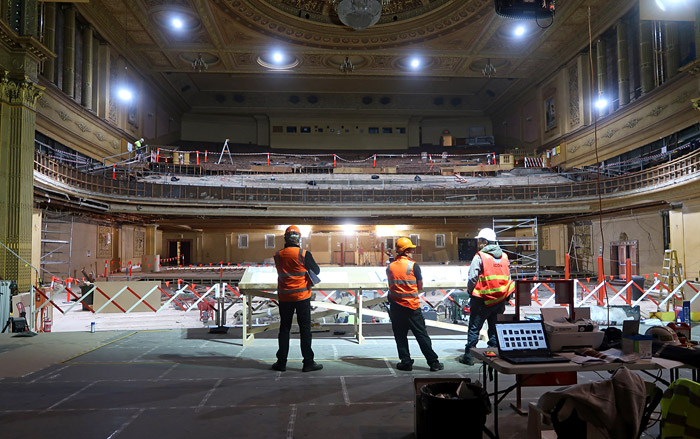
[386,237,444,372]
[271,225,323,373]
[459,228,514,366]
[134,138,145,161]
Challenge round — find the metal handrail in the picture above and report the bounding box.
[33,148,700,204]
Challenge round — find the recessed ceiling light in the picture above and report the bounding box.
[172,17,184,29]
[410,58,421,69]
[514,25,526,36]
[257,51,299,70]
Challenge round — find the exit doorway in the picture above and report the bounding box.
[168,240,192,266]
[610,240,638,278]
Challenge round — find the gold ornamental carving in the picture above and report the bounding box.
[0,71,44,108]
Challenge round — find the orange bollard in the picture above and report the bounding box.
[333,154,337,167]
[112,164,116,179]
[196,151,200,165]
[564,253,570,279]
[373,154,376,168]
[156,148,160,162]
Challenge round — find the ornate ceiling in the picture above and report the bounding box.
[76,0,632,116]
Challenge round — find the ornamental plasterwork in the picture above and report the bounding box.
[95,132,106,141]
[75,121,90,133]
[37,96,50,108]
[647,104,668,118]
[624,117,643,129]
[602,128,619,139]
[56,109,71,122]
[671,90,693,105]
[0,72,43,108]
[218,0,489,49]
[110,140,119,150]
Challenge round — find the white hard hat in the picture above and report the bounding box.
[475,228,497,242]
[644,325,681,346]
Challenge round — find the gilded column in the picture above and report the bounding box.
[62,5,75,96]
[81,25,93,109]
[596,39,607,114]
[665,22,680,80]
[640,20,654,94]
[43,3,56,82]
[0,73,44,291]
[617,21,630,107]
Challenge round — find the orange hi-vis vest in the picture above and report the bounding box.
[274,247,312,302]
[387,255,420,310]
[473,251,514,306]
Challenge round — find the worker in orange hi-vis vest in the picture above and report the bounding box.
[271,225,323,373]
[459,227,514,366]
[386,237,444,372]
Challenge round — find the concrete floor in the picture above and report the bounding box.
[0,324,695,439]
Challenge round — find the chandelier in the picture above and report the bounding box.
[192,54,208,72]
[339,56,354,73]
[482,58,496,78]
[329,0,391,31]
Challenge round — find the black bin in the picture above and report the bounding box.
[631,276,646,300]
[418,381,488,438]
[80,285,94,310]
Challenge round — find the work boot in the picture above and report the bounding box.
[271,361,287,372]
[458,354,475,366]
[396,361,413,371]
[429,361,444,372]
[302,362,323,372]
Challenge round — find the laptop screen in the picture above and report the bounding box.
[495,321,549,352]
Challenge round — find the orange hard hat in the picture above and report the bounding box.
[395,237,416,253]
[285,225,301,236]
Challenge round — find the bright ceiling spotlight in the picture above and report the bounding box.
[514,25,526,36]
[171,17,184,29]
[117,88,133,102]
[272,51,285,64]
[342,223,357,235]
[595,97,608,110]
[410,58,421,69]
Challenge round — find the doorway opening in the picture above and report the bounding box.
[168,240,192,266]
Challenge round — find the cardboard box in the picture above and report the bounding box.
[622,335,652,359]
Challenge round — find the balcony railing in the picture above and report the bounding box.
[33,149,700,205]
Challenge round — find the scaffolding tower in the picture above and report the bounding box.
[493,217,539,279]
[40,211,73,283]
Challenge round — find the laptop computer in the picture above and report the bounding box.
[495,320,569,364]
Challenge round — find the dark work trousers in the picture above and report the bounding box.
[276,298,314,366]
[465,297,506,352]
[389,301,439,365]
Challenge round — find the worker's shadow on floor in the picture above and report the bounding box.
[158,353,269,370]
[339,356,402,370]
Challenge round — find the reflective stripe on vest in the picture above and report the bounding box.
[387,256,420,309]
[275,247,311,301]
[473,252,514,306]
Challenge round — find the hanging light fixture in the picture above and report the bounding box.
[328,0,392,31]
[482,58,496,78]
[192,54,208,72]
[339,56,354,73]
